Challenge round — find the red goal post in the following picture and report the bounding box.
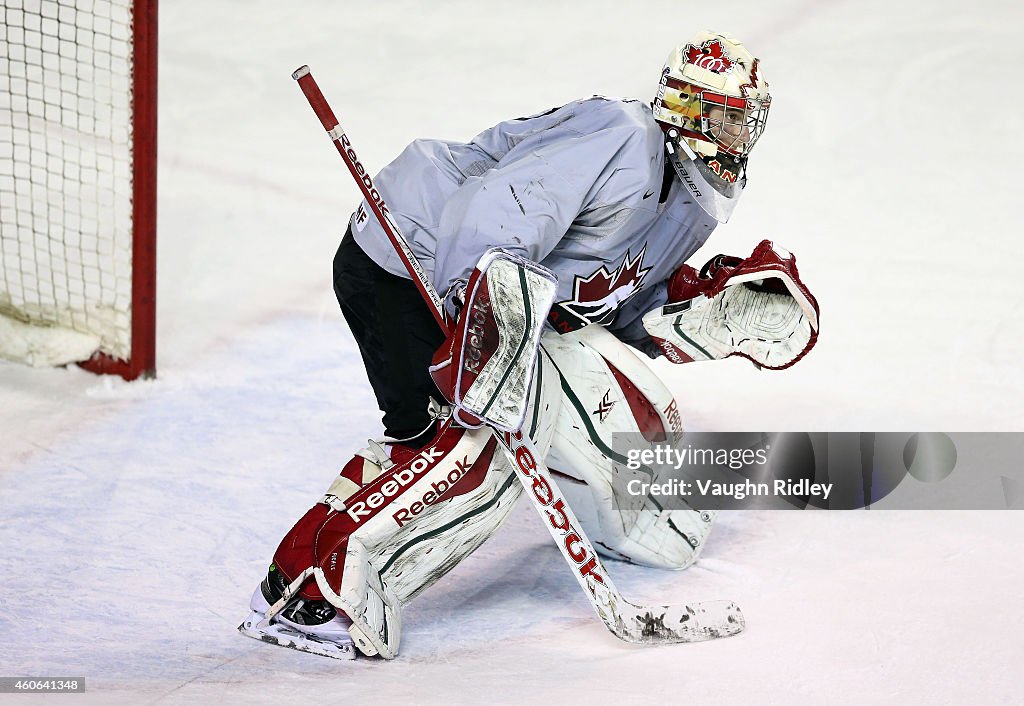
[0,0,157,380]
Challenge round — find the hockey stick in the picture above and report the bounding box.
[292,65,744,644]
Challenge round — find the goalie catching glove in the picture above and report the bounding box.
[430,249,557,432]
[643,240,819,370]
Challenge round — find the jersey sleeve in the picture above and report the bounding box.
[432,107,653,297]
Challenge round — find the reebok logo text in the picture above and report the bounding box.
[341,133,392,222]
[346,446,445,522]
[391,455,472,527]
[463,299,490,375]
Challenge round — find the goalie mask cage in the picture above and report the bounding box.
[0,0,157,380]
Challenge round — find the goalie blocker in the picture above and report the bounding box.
[429,248,557,432]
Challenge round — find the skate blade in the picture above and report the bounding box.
[238,611,356,661]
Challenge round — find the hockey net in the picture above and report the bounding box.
[0,0,156,379]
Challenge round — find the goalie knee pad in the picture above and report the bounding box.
[270,418,524,657]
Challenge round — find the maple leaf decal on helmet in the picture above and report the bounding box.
[548,247,651,333]
[683,39,734,74]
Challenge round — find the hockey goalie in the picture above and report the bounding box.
[239,31,819,660]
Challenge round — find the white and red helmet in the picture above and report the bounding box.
[653,32,771,222]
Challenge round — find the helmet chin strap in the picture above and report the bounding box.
[665,135,745,224]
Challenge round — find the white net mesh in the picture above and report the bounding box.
[0,0,135,364]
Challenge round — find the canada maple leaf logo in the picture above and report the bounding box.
[684,39,734,74]
[549,247,651,331]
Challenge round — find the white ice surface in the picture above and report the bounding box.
[2,0,1023,703]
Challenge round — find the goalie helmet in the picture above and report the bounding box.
[653,31,771,223]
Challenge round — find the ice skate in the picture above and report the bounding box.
[238,564,356,660]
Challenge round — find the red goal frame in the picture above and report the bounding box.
[78,0,158,381]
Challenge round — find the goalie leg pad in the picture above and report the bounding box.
[270,410,560,658]
[539,326,715,570]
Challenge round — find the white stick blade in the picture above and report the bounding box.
[613,600,745,644]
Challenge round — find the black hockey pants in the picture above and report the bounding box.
[333,227,446,448]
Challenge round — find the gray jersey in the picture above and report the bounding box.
[350,97,719,349]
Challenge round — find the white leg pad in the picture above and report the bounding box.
[539,325,716,570]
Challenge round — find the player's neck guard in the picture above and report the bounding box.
[665,134,745,224]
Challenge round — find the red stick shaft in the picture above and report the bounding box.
[291,65,449,333]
